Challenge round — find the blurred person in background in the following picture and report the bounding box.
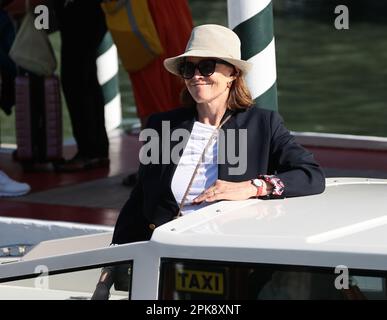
[4,0,110,172]
[0,4,30,197]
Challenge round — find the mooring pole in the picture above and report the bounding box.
[97,32,122,131]
[228,0,278,111]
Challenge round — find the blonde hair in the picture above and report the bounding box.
[180,70,254,110]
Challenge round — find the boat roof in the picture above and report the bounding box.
[2,178,387,281]
[153,178,387,258]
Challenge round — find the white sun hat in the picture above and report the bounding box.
[164,24,252,76]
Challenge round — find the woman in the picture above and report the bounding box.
[91,24,325,299]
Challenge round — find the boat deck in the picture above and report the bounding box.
[1,131,387,226]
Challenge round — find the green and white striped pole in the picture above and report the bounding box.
[228,0,278,111]
[96,32,122,132]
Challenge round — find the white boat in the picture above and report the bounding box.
[1,177,387,300]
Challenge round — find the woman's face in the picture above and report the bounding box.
[183,57,236,105]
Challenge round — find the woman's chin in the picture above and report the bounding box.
[190,93,212,104]
[193,98,210,105]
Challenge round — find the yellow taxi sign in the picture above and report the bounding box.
[175,269,224,295]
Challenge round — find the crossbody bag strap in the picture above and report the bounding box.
[175,113,232,218]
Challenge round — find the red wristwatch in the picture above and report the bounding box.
[251,178,264,197]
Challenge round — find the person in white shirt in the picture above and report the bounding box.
[91,24,325,299]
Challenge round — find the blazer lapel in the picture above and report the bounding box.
[218,110,238,181]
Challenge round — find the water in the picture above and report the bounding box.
[1,0,386,145]
[273,0,387,136]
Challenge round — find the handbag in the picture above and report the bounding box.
[9,10,57,76]
[101,0,163,72]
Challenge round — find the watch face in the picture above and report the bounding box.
[252,179,263,187]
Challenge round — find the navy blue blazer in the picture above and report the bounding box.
[112,106,325,244]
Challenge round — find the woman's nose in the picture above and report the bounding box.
[192,67,202,78]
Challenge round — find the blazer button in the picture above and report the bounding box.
[148,223,156,230]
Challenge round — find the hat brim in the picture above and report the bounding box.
[163,49,253,77]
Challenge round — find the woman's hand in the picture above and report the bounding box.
[193,179,272,203]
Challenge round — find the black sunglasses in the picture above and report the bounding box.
[178,59,234,79]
